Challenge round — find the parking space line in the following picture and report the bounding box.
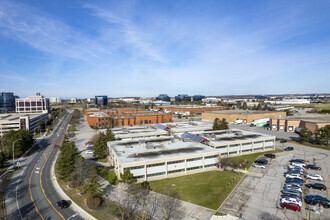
[178,202,187,210]
[197,208,206,219]
[185,205,196,216]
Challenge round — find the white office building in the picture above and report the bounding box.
[50,97,62,104]
[16,95,49,114]
[108,128,275,182]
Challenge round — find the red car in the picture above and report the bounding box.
[54,145,59,148]
[85,141,93,146]
[280,202,301,212]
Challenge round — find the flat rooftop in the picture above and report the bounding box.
[108,126,168,139]
[109,139,216,164]
[0,113,47,122]
[109,128,275,164]
[272,114,330,123]
[205,110,284,115]
[162,121,213,132]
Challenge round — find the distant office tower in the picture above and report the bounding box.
[50,97,62,104]
[95,96,108,106]
[16,94,49,113]
[0,92,18,113]
[69,98,77,104]
[156,94,171,102]
[175,94,191,102]
[193,95,205,101]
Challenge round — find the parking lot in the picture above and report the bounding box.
[219,141,330,220]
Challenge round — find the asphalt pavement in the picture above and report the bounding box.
[5,111,84,220]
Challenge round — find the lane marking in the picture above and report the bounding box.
[197,208,206,219]
[15,164,25,220]
[29,164,44,220]
[178,202,187,210]
[185,205,196,216]
[40,147,65,220]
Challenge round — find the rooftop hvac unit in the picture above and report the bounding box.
[235,131,243,137]
[146,143,154,149]
[183,138,190,142]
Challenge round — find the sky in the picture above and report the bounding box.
[0,0,329,98]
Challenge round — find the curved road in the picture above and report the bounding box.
[5,111,83,220]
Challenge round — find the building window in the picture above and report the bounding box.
[229,144,239,148]
[204,163,217,168]
[216,145,227,149]
[124,165,144,171]
[242,149,252,153]
[205,155,218,159]
[272,124,276,129]
[186,157,202,162]
[168,169,185,174]
[280,125,284,130]
[242,142,252,146]
[187,166,202,171]
[149,120,151,124]
[135,175,145,179]
[229,151,238,155]
[254,141,263,144]
[147,172,165,177]
[168,160,184,165]
[221,152,228,156]
[265,140,274,143]
[147,162,165,168]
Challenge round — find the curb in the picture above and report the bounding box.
[50,146,97,220]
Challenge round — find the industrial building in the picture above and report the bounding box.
[270,115,330,133]
[0,113,48,137]
[153,105,226,115]
[202,110,286,124]
[15,94,49,114]
[85,108,173,129]
[108,128,275,181]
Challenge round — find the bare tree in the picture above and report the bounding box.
[115,186,139,220]
[159,185,183,220]
[71,157,91,186]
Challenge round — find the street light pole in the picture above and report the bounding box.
[12,139,22,167]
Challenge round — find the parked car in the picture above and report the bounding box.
[284,147,294,151]
[86,149,93,154]
[264,153,276,159]
[291,163,305,168]
[283,186,302,193]
[306,164,321,170]
[54,145,59,148]
[280,197,302,207]
[254,158,268,164]
[290,159,305,163]
[305,174,323,181]
[286,177,304,184]
[280,140,287,143]
[305,195,330,208]
[252,163,266,169]
[305,183,327,191]
[281,193,302,200]
[57,200,69,209]
[86,144,94,148]
[284,182,303,189]
[288,166,304,171]
[280,202,300,212]
[85,141,93,146]
[285,173,301,178]
[285,170,304,175]
[282,189,302,195]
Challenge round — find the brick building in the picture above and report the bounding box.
[153,105,226,115]
[202,110,286,124]
[270,115,330,133]
[85,109,172,129]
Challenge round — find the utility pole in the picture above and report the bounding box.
[12,139,22,167]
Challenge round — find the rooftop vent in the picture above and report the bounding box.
[146,143,154,149]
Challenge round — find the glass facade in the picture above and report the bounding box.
[95,96,108,106]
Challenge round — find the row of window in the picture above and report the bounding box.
[265,139,274,143]
[147,172,166,177]
[124,165,144,171]
[147,162,165,168]
[187,157,202,162]
[168,160,184,165]
[216,145,227,149]
[205,163,217,168]
[187,166,203,171]
[168,169,185,174]
[205,155,218,159]
[229,144,239,148]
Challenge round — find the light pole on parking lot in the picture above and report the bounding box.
[12,139,22,167]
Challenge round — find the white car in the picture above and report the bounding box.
[288,165,304,171]
[252,163,266,169]
[280,197,302,207]
[284,183,302,189]
[291,162,305,167]
[86,150,93,154]
[285,173,301,178]
[305,174,323,181]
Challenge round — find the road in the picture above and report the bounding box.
[5,111,83,220]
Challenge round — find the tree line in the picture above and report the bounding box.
[212,118,229,130]
[299,125,330,146]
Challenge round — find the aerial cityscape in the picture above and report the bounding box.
[0,1,330,220]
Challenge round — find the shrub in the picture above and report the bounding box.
[86,196,102,209]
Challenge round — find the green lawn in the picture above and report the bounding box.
[223,149,283,169]
[98,169,118,185]
[149,170,244,210]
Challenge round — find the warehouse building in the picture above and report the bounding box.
[270,115,330,133]
[0,113,48,137]
[202,110,286,124]
[108,128,275,181]
[153,105,226,115]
